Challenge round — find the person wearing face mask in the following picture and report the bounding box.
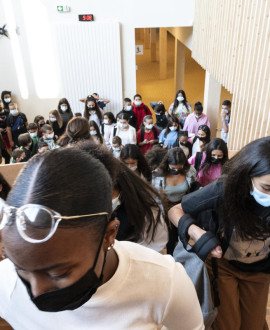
[169,136,270,330]
[172,131,192,158]
[168,90,192,127]
[188,138,228,187]
[132,94,152,130]
[149,102,168,133]
[18,133,33,162]
[190,125,211,155]
[183,102,210,135]
[89,121,104,145]
[100,112,116,148]
[6,102,28,148]
[0,147,204,329]
[111,136,123,159]
[137,115,159,154]
[110,113,136,146]
[116,98,137,129]
[154,148,196,255]
[1,90,12,110]
[120,144,152,182]
[27,123,39,156]
[159,117,180,150]
[84,96,103,127]
[39,124,58,150]
[34,115,45,138]
[46,109,65,139]
[219,100,231,143]
[57,98,73,130]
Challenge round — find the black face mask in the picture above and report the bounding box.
[39,123,45,128]
[198,136,207,141]
[211,157,222,164]
[19,234,106,312]
[0,107,2,111]
[169,167,183,175]
[88,106,95,111]
[180,142,187,146]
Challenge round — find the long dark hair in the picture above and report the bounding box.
[89,120,103,144]
[223,137,270,240]
[6,148,112,242]
[0,173,11,200]
[57,117,90,146]
[164,117,180,137]
[160,147,190,176]
[73,140,167,244]
[58,98,73,114]
[173,89,189,111]
[200,138,228,174]
[120,144,152,182]
[115,162,166,243]
[84,96,103,123]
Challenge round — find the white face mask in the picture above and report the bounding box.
[195,114,202,119]
[4,98,11,103]
[90,131,97,135]
[145,124,153,130]
[250,181,270,207]
[224,109,229,114]
[112,146,120,151]
[120,123,128,129]
[134,101,142,107]
[30,132,37,138]
[169,126,177,131]
[112,195,121,211]
[104,119,109,125]
[177,96,184,102]
[126,105,133,111]
[130,166,137,171]
[10,109,18,116]
[60,105,68,112]
[45,133,54,139]
[50,117,57,122]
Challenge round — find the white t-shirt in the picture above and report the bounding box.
[103,124,114,148]
[0,241,204,330]
[110,125,137,146]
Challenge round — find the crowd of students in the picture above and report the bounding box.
[0,88,269,330]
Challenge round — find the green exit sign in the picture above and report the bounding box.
[57,5,70,12]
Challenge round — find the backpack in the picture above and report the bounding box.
[140,126,158,142]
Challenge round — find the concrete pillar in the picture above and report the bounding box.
[174,39,185,92]
[203,71,221,138]
[144,28,150,49]
[159,28,167,80]
[150,28,157,62]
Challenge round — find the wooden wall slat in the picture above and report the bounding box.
[192,0,270,151]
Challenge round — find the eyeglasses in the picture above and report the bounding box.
[0,199,108,244]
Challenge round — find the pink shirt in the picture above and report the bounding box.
[183,113,210,135]
[188,153,222,187]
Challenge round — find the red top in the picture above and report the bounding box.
[137,127,159,154]
[132,103,152,129]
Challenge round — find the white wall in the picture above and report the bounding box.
[0,0,195,121]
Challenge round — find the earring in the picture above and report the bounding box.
[107,243,114,251]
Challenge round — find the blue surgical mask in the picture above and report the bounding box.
[126,105,133,111]
[145,124,153,130]
[251,181,270,207]
[90,131,97,136]
[169,126,177,131]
